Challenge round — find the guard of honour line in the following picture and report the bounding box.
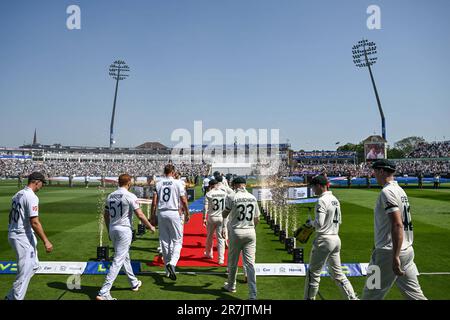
[5,160,426,300]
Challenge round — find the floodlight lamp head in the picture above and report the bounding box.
[352,39,378,68]
[108,59,130,80]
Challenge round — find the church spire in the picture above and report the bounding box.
[33,129,37,145]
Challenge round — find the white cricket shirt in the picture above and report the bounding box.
[225,188,260,230]
[106,187,140,229]
[156,176,186,211]
[8,186,39,235]
[313,191,341,236]
[204,187,228,218]
[374,180,414,250]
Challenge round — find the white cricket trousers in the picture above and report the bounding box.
[225,219,248,277]
[205,216,225,262]
[6,232,39,300]
[227,228,257,299]
[223,216,229,242]
[98,226,139,296]
[305,234,356,300]
[158,210,183,267]
[362,246,427,300]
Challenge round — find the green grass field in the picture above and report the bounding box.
[0,180,449,300]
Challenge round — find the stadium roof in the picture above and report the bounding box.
[136,142,169,150]
[363,135,387,143]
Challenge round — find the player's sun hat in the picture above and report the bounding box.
[309,175,328,186]
[372,159,396,172]
[28,172,47,184]
[232,177,246,185]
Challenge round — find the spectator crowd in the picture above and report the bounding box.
[293,160,450,177]
[293,150,356,159]
[0,159,210,180]
[2,141,450,181]
[407,141,450,158]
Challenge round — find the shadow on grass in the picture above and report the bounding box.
[140,272,240,300]
[47,280,138,300]
[47,281,98,300]
[130,246,154,253]
[133,237,159,242]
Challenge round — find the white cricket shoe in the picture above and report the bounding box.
[166,263,177,281]
[96,293,117,300]
[203,252,213,259]
[164,265,170,277]
[131,280,142,292]
[223,282,236,293]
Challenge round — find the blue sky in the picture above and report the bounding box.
[0,0,449,150]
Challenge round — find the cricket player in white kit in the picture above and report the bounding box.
[202,176,210,196]
[203,179,227,264]
[215,175,234,249]
[174,171,187,234]
[362,160,427,300]
[304,175,357,300]
[5,172,53,300]
[151,164,190,281]
[222,177,259,300]
[216,175,234,196]
[97,174,156,300]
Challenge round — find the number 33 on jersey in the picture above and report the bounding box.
[225,189,260,229]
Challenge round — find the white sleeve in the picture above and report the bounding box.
[313,199,326,228]
[178,181,186,197]
[129,194,140,211]
[155,182,161,196]
[204,194,209,214]
[381,189,400,214]
[254,200,261,219]
[225,195,233,211]
[29,195,39,218]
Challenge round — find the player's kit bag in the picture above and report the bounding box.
[294,222,314,244]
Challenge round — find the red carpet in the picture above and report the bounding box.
[147,213,242,267]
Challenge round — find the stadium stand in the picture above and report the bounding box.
[2,140,449,179]
[0,158,210,179]
[407,141,450,158]
[292,151,356,163]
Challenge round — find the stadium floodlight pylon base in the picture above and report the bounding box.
[274,224,280,236]
[279,230,286,243]
[285,237,295,254]
[96,246,109,261]
[293,247,304,263]
[137,224,146,236]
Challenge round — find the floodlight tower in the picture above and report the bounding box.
[352,39,385,140]
[108,60,130,149]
